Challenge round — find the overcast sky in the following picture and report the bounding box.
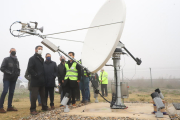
[0,0,180,82]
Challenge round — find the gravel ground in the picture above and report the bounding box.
[20,102,176,120]
[20,103,145,120]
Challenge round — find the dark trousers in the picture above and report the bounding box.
[75,83,80,100]
[29,91,41,104]
[30,86,48,112]
[63,80,76,105]
[60,86,64,102]
[45,87,54,106]
[0,80,16,108]
[101,84,108,96]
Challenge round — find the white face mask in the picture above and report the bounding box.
[68,57,71,61]
[37,50,42,55]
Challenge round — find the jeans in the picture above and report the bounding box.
[0,80,16,108]
[29,91,41,104]
[80,76,90,101]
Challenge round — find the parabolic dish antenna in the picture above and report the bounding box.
[81,0,126,73]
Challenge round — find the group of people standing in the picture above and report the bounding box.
[0,46,109,115]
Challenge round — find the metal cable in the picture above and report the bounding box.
[46,37,83,43]
[44,21,123,36]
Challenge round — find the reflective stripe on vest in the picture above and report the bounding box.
[84,70,87,76]
[64,62,78,80]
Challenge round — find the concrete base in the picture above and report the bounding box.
[62,103,170,120]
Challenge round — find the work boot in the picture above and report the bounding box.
[81,100,85,103]
[7,107,18,111]
[72,104,76,107]
[30,111,39,115]
[0,108,6,113]
[51,106,55,110]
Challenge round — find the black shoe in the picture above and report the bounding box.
[30,111,39,115]
[81,101,85,103]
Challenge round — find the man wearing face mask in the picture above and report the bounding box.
[57,56,66,104]
[44,53,57,110]
[62,52,81,107]
[27,45,49,115]
[0,48,20,113]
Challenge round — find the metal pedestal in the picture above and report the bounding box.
[111,48,127,109]
[155,111,163,118]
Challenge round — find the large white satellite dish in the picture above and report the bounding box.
[81,0,126,73]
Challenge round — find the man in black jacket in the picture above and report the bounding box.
[28,45,49,115]
[44,53,57,110]
[62,52,81,107]
[57,56,66,104]
[0,48,20,113]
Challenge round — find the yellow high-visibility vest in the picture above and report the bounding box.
[99,71,108,84]
[64,62,78,80]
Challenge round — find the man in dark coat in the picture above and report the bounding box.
[24,69,41,106]
[44,53,57,110]
[27,45,49,115]
[57,56,66,104]
[62,52,81,107]
[0,48,20,113]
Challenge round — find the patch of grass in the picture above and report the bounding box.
[166,85,173,89]
[139,98,145,101]
[129,98,136,102]
[138,88,148,92]
[13,98,20,102]
[136,94,149,97]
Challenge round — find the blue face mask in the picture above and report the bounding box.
[46,57,51,61]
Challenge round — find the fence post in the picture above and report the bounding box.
[150,68,153,87]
